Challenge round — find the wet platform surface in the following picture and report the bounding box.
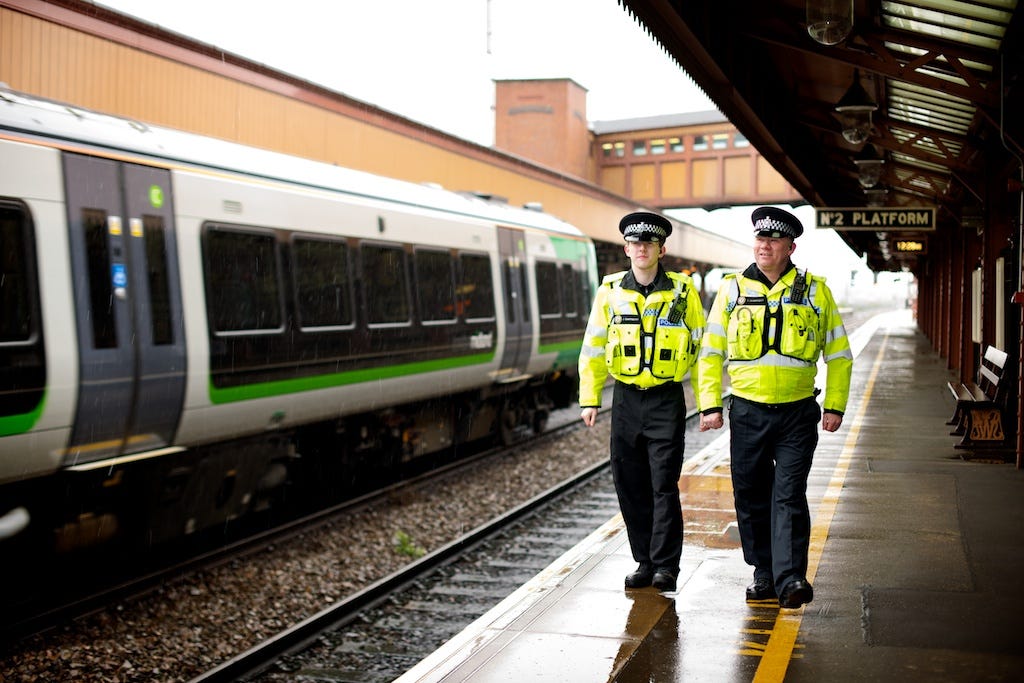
[394,310,1024,682]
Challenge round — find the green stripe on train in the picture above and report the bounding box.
[538,340,582,368]
[0,392,46,436]
[209,351,495,404]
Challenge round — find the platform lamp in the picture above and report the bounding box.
[806,0,853,45]
[865,187,889,207]
[835,69,877,145]
[854,143,885,188]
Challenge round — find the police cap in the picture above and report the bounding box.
[619,211,672,243]
[751,206,803,239]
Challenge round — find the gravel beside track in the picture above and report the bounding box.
[0,418,612,683]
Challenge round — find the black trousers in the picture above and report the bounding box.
[728,395,820,593]
[610,381,685,573]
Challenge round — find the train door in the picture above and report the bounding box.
[62,154,186,466]
[496,227,533,381]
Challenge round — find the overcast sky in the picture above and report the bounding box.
[95,0,875,287]
[97,0,717,147]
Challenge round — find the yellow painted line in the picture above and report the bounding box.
[752,330,889,682]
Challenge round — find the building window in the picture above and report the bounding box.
[650,139,666,155]
[712,133,729,149]
[734,132,750,147]
[632,140,648,156]
[602,141,626,158]
[669,137,684,153]
[693,135,708,151]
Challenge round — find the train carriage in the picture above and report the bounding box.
[0,88,598,554]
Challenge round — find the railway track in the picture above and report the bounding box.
[189,399,733,683]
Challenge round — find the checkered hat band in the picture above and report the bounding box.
[754,217,794,235]
[624,222,667,238]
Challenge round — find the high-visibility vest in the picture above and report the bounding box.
[578,270,706,407]
[698,267,853,413]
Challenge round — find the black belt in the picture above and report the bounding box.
[616,380,681,393]
[731,393,817,409]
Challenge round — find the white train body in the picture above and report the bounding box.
[0,89,597,550]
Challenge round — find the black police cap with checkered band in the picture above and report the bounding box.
[751,206,804,239]
[619,211,672,243]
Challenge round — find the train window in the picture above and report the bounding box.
[204,227,283,332]
[458,253,495,321]
[576,268,593,317]
[519,263,531,321]
[293,237,353,328]
[535,262,561,317]
[362,243,410,325]
[142,215,173,345]
[503,260,517,324]
[415,249,456,323]
[0,205,34,343]
[559,264,577,316]
[82,208,117,348]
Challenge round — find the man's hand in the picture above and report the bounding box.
[580,407,598,427]
[699,413,723,431]
[822,412,843,432]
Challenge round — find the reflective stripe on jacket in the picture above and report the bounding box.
[578,269,706,408]
[698,266,852,413]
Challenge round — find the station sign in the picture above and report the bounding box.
[814,207,936,231]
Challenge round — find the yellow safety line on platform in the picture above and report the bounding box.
[753,330,889,682]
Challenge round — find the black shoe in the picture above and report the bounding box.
[652,569,677,591]
[745,577,776,601]
[625,565,654,589]
[779,579,814,609]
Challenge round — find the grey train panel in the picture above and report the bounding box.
[497,226,532,377]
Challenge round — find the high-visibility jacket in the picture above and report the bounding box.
[578,268,706,408]
[698,264,852,414]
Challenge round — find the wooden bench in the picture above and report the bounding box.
[946,345,1011,450]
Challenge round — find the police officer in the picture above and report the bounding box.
[579,211,706,592]
[697,206,853,609]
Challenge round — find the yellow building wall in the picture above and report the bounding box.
[757,156,790,195]
[630,164,657,200]
[660,162,688,200]
[692,158,719,199]
[723,157,752,196]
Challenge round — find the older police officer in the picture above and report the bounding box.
[698,206,852,609]
[579,211,706,591]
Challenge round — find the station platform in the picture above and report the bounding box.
[394,309,1024,682]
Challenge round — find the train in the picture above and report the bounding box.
[0,88,598,555]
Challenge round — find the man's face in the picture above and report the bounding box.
[753,235,795,271]
[624,240,664,268]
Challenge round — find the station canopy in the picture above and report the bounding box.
[619,0,1023,272]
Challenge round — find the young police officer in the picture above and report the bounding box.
[697,206,853,609]
[579,211,706,592]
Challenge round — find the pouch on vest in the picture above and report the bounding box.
[606,315,642,375]
[781,304,820,361]
[652,324,693,380]
[727,305,764,360]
